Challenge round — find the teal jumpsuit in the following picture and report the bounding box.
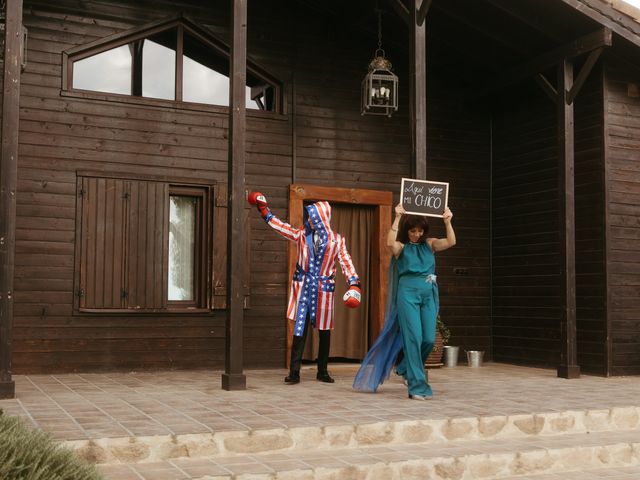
[395,242,439,397]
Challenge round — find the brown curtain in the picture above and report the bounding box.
[304,204,372,361]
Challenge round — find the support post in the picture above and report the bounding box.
[409,0,427,179]
[222,0,247,391]
[557,58,580,379]
[0,0,23,400]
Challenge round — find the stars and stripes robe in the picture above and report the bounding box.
[263,201,360,336]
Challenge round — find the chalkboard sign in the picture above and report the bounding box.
[400,178,449,217]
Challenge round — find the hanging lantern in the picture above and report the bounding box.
[361,10,398,117]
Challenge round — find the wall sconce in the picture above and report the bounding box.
[361,9,398,117]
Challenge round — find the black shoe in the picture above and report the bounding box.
[316,372,335,383]
[284,373,300,384]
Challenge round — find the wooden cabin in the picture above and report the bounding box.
[2,0,640,397]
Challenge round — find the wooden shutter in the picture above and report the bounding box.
[212,183,251,309]
[212,183,228,309]
[78,177,127,310]
[126,180,169,310]
[243,202,251,308]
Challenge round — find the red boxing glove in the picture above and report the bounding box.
[247,191,269,218]
[343,285,362,309]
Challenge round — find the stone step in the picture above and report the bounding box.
[66,406,640,466]
[96,429,640,480]
[500,465,640,479]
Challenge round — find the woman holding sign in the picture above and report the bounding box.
[353,202,455,400]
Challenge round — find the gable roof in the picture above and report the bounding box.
[560,0,640,48]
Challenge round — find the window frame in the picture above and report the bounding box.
[62,16,284,114]
[73,173,215,315]
[167,186,208,310]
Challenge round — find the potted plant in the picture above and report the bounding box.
[425,315,451,367]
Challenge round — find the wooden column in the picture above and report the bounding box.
[0,0,23,399]
[222,0,247,391]
[409,0,427,179]
[557,58,580,379]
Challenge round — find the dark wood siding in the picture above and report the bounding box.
[492,88,562,367]
[492,71,606,371]
[13,0,490,372]
[15,0,287,372]
[574,68,606,376]
[15,0,454,372]
[605,59,640,376]
[426,94,491,358]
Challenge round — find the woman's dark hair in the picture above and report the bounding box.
[397,214,429,244]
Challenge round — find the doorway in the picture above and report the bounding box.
[287,184,392,366]
[303,203,372,361]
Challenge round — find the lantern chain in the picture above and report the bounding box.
[377,9,382,50]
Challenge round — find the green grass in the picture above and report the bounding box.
[0,409,103,480]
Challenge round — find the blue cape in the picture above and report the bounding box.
[352,258,402,392]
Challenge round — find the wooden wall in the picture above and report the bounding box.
[492,87,561,367]
[425,93,491,359]
[15,0,294,372]
[491,71,606,371]
[11,0,493,373]
[604,58,640,376]
[574,67,607,375]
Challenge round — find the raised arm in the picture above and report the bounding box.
[428,207,456,252]
[387,203,405,257]
[248,191,302,242]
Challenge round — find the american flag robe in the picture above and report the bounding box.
[263,201,360,336]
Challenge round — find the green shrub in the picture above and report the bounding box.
[0,409,103,480]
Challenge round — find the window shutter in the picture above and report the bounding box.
[212,183,227,309]
[243,202,251,309]
[78,177,127,310]
[212,184,251,309]
[126,180,169,310]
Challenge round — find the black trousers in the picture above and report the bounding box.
[289,313,330,375]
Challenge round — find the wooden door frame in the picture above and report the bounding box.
[286,184,393,367]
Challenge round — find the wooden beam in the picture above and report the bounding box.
[222,0,247,391]
[386,0,410,27]
[416,0,432,26]
[535,73,558,103]
[0,0,23,400]
[558,0,640,51]
[567,47,603,104]
[409,0,426,179]
[474,28,612,98]
[433,0,533,57]
[556,58,580,380]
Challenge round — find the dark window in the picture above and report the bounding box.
[68,20,281,112]
[73,45,132,95]
[168,188,206,308]
[142,29,177,100]
[76,177,207,312]
[75,176,251,313]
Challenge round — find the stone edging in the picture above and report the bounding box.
[65,406,640,465]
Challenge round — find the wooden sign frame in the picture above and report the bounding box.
[400,178,449,218]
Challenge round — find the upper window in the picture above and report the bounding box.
[66,18,282,112]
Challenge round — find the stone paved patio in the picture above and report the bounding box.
[1,362,639,479]
[0,362,639,442]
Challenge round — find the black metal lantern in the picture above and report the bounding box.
[361,10,398,117]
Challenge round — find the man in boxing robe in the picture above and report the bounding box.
[248,192,361,384]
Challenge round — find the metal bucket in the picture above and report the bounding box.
[443,346,459,367]
[466,350,484,368]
